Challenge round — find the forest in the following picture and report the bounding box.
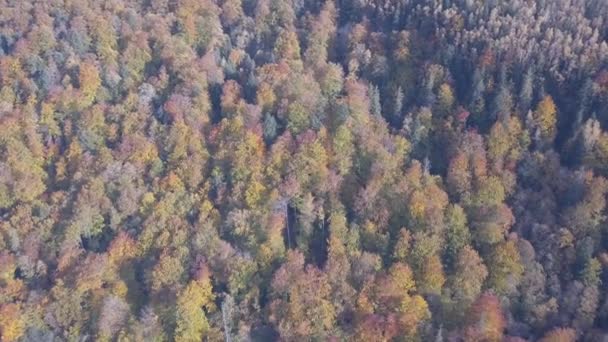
[1,0,608,341]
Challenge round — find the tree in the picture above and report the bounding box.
[393,86,404,125]
[533,96,557,145]
[0,113,47,208]
[304,0,337,67]
[447,152,472,198]
[368,84,382,117]
[263,112,279,143]
[437,83,454,117]
[175,270,216,341]
[487,239,524,295]
[463,293,505,342]
[539,327,576,342]
[444,204,471,265]
[354,262,430,340]
[519,68,534,114]
[78,61,102,108]
[449,246,488,306]
[270,251,336,340]
[97,296,130,340]
[0,303,25,342]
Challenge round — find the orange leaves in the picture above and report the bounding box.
[0,303,25,342]
[220,80,244,118]
[256,82,277,111]
[77,62,101,108]
[408,190,427,222]
[120,134,159,167]
[387,263,416,294]
[392,31,411,62]
[354,262,430,339]
[270,251,336,340]
[0,112,46,208]
[488,115,528,166]
[274,29,302,63]
[418,255,445,295]
[108,232,138,265]
[150,249,185,291]
[447,151,472,197]
[464,293,505,342]
[450,246,488,304]
[539,327,576,342]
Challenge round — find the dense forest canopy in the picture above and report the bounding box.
[1,0,608,340]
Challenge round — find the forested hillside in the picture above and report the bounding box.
[1,0,608,340]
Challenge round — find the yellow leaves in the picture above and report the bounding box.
[290,135,329,194]
[91,16,118,67]
[394,135,412,162]
[0,87,15,114]
[161,172,186,193]
[388,263,416,294]
[418,255,446,295]
[318,63,344,98]
[245,179,266,208]
[488,121,510,160]
[78,104,107,151]
[488,116,528,164]
[270,252,336,340]
[28,24,56,54]
[175,277,216,342]
[534,95,557,141]
[447,151,472,196]
[0,114,47,207]
[78,62,102,108]
[399,294,430,333]
[585,132,608,174]
[464,293,505,342]
[111,280,129,299]
[487,240,523,295]
[355,261,429,339]
[0,303,25,342]
[450,246,488,305]
[74,254,110,294]
[437,83,454,115]
[176,2,198,44]
[393,228,412,262]
[129,135,159,165]
[256,82,277,111]
[108,232,138,265]
[332,124,354,175]
[40,102,60,136]
[151,251,185,291]
[355,288,375,316]
[473,175,506,208]
[256,243,275,271]
[239,131,264,171]
[197,198,219,224]
[121,38,152,89]
[558,228,574,249]
[286,102,310,135]
[539,328,576,342]
[408,190,426,221]
[220,80,243,118]
[140,192,156,214]
[274,29,301,62]
[0,57,22,83]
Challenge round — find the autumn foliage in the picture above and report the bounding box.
[0,0,607,341]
